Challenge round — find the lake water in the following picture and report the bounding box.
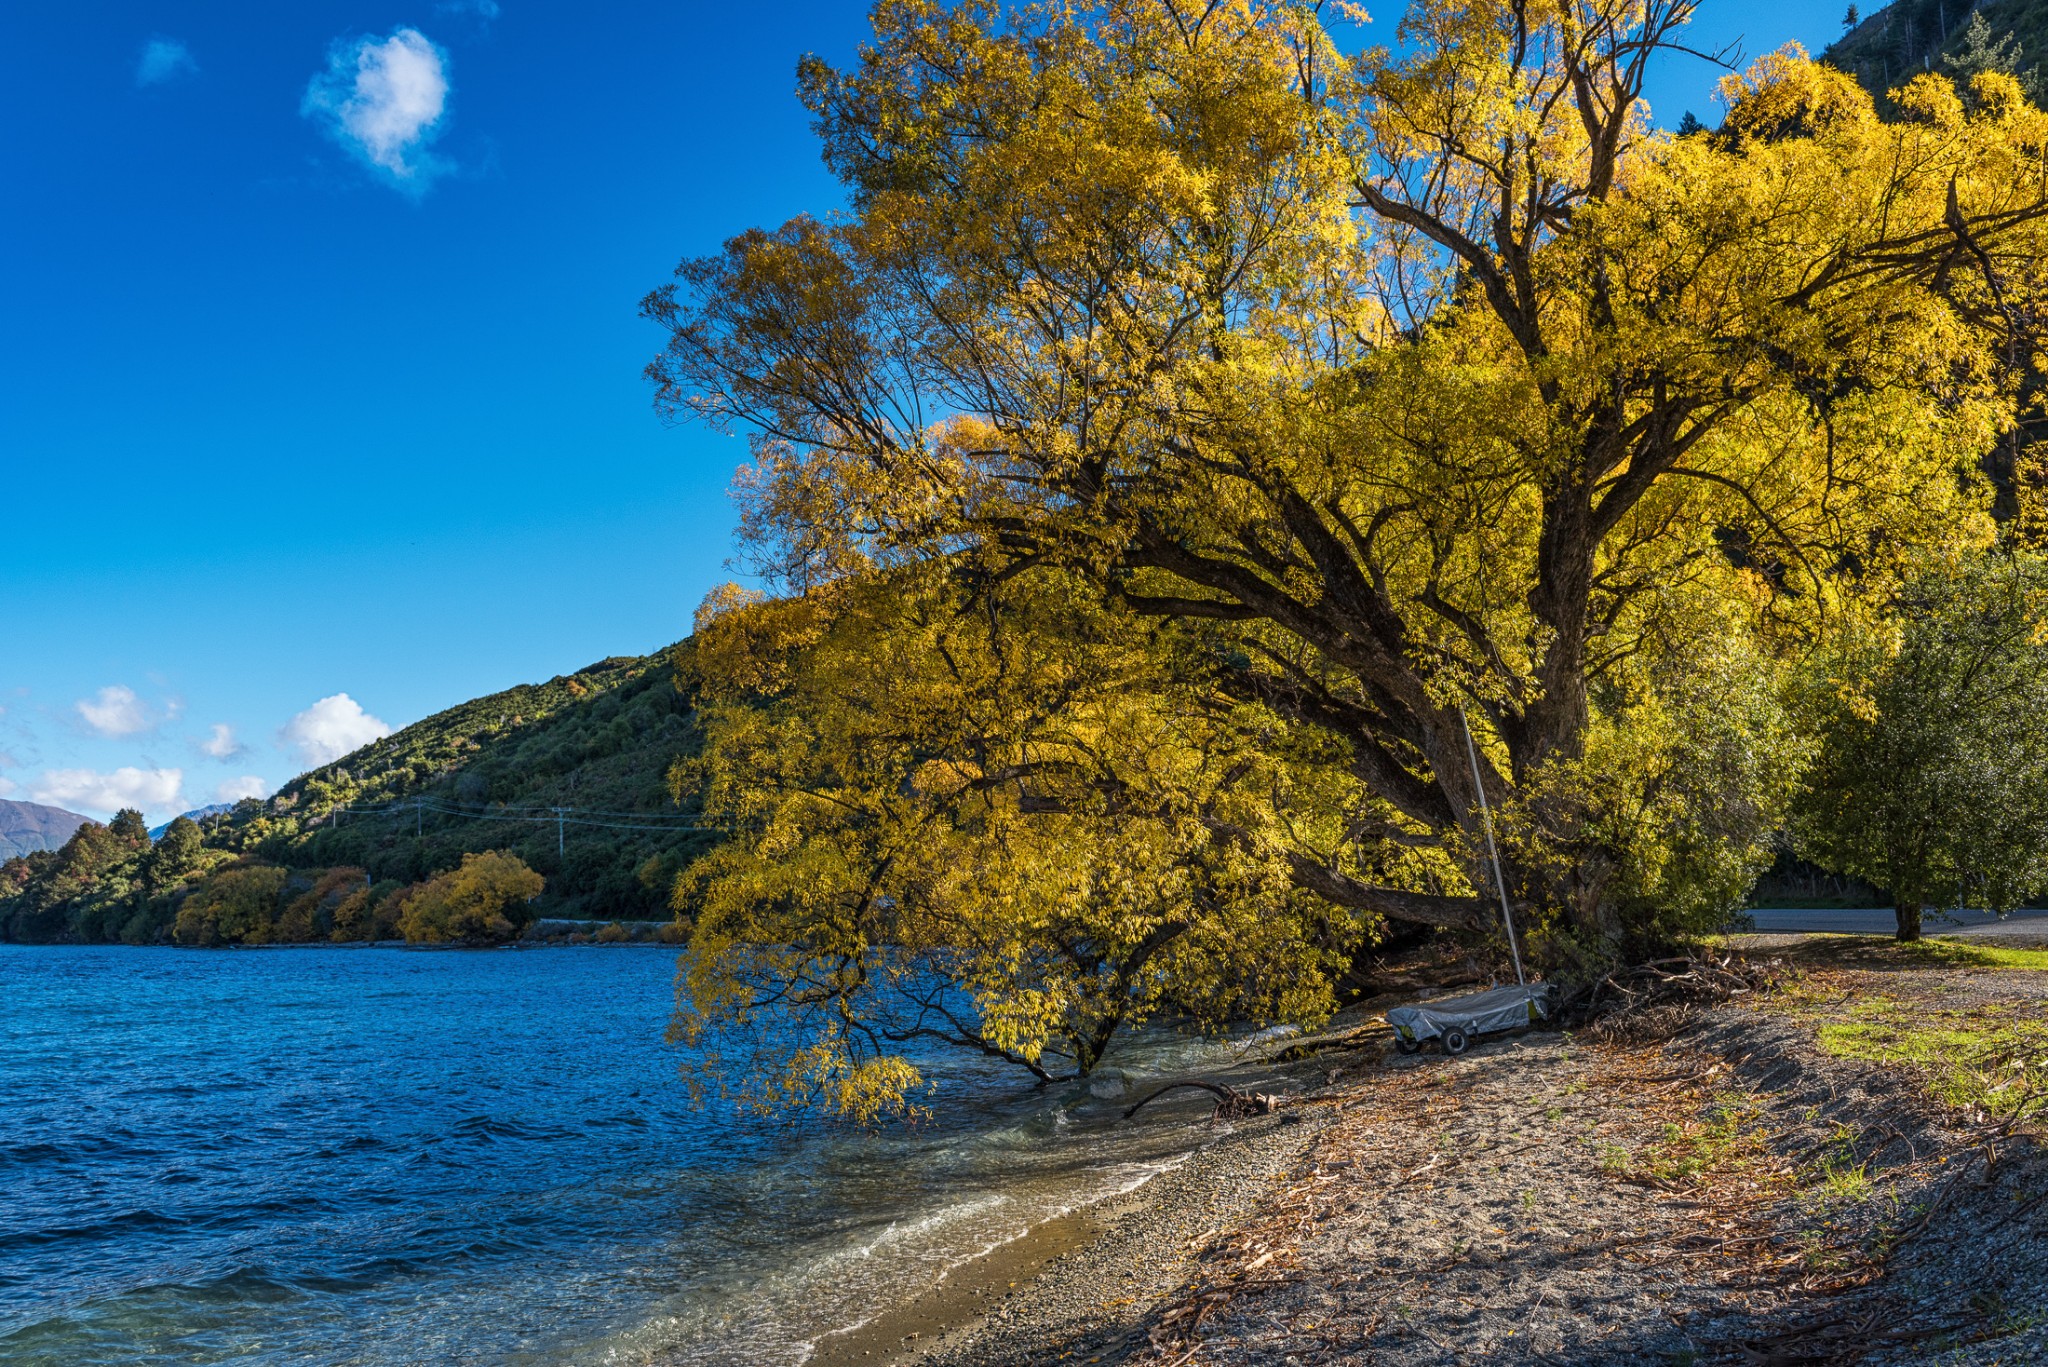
[0,945,1246,1366]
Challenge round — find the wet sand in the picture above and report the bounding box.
[803,1109,1327,1367]
[805,1207,1105,1366]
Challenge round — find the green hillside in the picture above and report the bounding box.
[1827,1,2048,97]
[216,645,713,920]
[0,644,715,944]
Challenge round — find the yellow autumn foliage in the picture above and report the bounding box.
[646,0,2048,1116]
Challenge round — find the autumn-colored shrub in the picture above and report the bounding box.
[397,851,545,945]
[277,867,369,942]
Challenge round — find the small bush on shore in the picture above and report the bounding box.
[396,851,545,945]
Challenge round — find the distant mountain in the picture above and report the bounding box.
[0,800,91,859]
[149,805,232,840]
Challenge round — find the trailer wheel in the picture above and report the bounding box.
[1394,1036,1420,1055]
[1441,1029,1470,1056]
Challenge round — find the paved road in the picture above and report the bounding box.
[1744,906,2048,936]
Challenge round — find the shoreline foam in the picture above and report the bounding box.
[804,1111,1323,1367]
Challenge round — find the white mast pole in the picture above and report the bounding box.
[1460,703,1527,988]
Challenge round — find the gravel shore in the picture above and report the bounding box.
[818,940,2048,1367]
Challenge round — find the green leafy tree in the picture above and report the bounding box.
[173,865,291,946]
[144,816,206,891]
[1796,553,2048,940]
[108,809,150,848]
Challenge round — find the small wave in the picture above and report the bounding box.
[178,1267,303,1307]
[310,1133,388,1158]
[858,1194,1008,1257]
[0,1207,188,1252]
[195,1197,338,1229]
[451,1114,534,1141]
[0,1135,159,1168]
[413,1113,578,1149]
[780,1155,1195,1366]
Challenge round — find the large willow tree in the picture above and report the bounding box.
[647,0,2048,1116]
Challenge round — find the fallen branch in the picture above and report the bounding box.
[1124,1081,1283,1122]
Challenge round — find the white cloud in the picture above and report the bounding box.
[32,767,184,816]
[0,776,15,798]
[137,37,198,87]
[215,775,273,804]
[279,694,391,767]
[199,723,249,760]
[302,28,451,189]
[77,685,151,738]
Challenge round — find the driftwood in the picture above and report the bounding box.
[1123,1080,1283,1122]
[1563,952,1789,1043]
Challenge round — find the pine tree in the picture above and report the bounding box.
[1946,11,2043,99]
[108,809,149,847]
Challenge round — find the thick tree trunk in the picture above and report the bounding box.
[1895,901,1923,942]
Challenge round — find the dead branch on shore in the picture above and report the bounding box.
[1123,1081,1283,1123]
[1568,953,1791,1045]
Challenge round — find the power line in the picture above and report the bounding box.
[318,796,717,825]
[318,797,726,835]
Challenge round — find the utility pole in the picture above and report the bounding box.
[416,796,422,839]
[554,807,567,859]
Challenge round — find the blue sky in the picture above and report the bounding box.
[0,1,1850,822]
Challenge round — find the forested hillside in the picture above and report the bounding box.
[219,646,714,916]
[1828,1,2048,97]
[0,645,713,944]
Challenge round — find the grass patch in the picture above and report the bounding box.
[1803,1123,1876,1206]
[1898,939,2048,972]
[1816,1000,2048,1120]
[1756,934,2048,974]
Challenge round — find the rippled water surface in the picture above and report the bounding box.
[0,946,1229,1366]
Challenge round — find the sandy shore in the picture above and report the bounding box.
[805,1207,1103,1366]
[807,1107,1328,1367]
[812,940,2048,1366]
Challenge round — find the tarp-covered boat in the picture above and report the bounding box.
[1386,984,1552,1056]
